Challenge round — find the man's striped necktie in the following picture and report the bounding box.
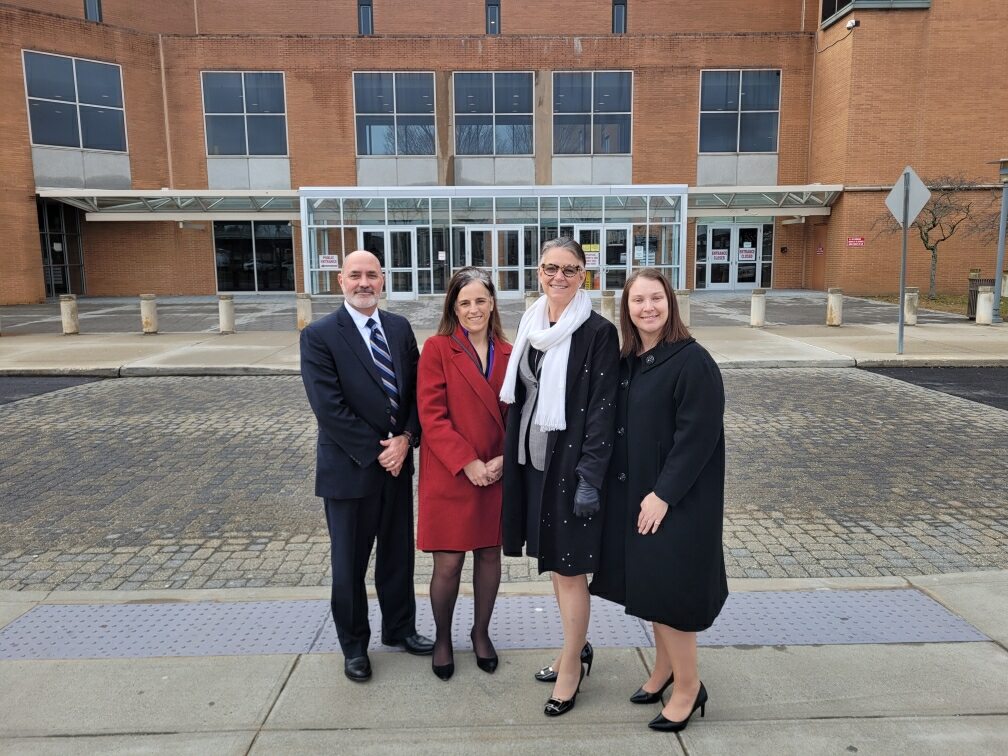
[366,318,399,423]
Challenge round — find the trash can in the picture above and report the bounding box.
[967,274,996,320]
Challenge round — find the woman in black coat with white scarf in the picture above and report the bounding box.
[590,268,728,733]
[500,237,619,717]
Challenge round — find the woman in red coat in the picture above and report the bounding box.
[417,267,512,681]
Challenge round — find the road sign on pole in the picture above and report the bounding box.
[886,166,931,355]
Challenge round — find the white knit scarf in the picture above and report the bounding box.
[499,289,592,431]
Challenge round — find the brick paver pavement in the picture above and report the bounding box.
[1,370,1005,591]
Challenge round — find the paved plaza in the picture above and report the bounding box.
[1,368,1005,593]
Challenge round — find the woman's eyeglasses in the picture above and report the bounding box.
[539,263,584,279]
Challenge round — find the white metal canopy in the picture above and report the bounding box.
[36,188,300,221]
[687,184,843,217]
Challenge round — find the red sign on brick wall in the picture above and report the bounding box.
[847,236,866,247]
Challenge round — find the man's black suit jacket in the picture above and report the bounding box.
[300,305,421,500]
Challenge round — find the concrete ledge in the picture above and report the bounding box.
[118,366,301,377]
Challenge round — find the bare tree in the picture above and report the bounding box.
[873,175,989,299]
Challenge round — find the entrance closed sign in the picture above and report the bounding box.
[847,237,865,247]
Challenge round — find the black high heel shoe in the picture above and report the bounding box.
[535,641,593,682]
[648,682,707,732]
[431,657,454,681]
[543,662,586,717]
[629,672,674,704]
[471,628,498,674]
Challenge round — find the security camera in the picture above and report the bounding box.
[845,18,860,30]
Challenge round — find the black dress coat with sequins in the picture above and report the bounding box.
[501,311,619,576]
[590,338,729,632]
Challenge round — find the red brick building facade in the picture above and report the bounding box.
[1,0,1005,303]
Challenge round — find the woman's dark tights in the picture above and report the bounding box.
[430,546,502,666]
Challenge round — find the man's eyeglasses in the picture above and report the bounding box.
[540,263,584,279]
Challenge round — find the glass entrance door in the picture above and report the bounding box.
[462,225,524,298]
[700,225,763,290]
[706,226,733,289]
[358,227,417,299]
[735,226,761,289]
[574,226,602,291]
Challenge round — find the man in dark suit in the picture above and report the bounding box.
[300,250,434,682]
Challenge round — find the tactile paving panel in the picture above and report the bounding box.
[0,600,328,660]
[0,589,986,661]
[696,589,988,646]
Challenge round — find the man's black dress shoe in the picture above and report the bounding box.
[383,632,435,655]
[344,655,372,682]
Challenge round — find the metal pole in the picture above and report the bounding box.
[898,171,909,354]
[992,183,1007,324]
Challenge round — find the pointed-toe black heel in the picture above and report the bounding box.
[543,663,586,717]
[431,657,455,681]
[648,682,708,732]
[630,672,674,704]
[535,641,593,682]
[471,629,498,674]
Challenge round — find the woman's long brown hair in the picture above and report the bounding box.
[619,268,691,358]
[437,266,508,343]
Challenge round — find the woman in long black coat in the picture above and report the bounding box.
[500,238,619,717]
[591,268,728,733]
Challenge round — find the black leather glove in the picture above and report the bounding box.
[573,476,600,518]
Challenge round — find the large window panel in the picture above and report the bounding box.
[454,71,532,156]
[28,100,79,147]
[23,50,126,151]
[79,106,126,151]
[495,72,532,112]
[554,114,591,155]
[593,71,631,112]
[593,113,630,154]
[246,115,287,155]
[738,112,778,152]
[202,71,287,156]
[24,52,75,101]
[396,115,436,155]
[356,115,396,155]
[74,60,122,107]
[243,72,285,113]
[202,72,244,113]
[395,72,435,113]
[700,70,739,111]
[699,69,779,153]
[698,112,737,152]
[553,71,631,155]
[553,72,592,113]
[456,115,494,155]
[495,114,532,155]
[355,72,436,156]
[205,115,247,155]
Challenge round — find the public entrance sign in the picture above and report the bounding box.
[319,254,340,269]
[847,236,865,247]
[886,166,932,355]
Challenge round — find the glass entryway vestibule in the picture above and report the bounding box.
[694,222,774,290]
[301,187,688,299]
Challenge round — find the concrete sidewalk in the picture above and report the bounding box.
[0,571,1005,754]
[2,319,1008,376]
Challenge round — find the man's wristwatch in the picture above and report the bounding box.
[401,430,417,447]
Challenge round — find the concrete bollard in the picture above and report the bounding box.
[140,294,158,334]
[218,294,235,335]
[524,290,539,311]
[826,288,843,326]
[296,292,313,331]
[750,288,766,328]
[60,294,79,335]
[976,286,994,326]
[904,287,919,326]
[601,289,616,323]
[1002,271,1007,297]
[675,289,690,327]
